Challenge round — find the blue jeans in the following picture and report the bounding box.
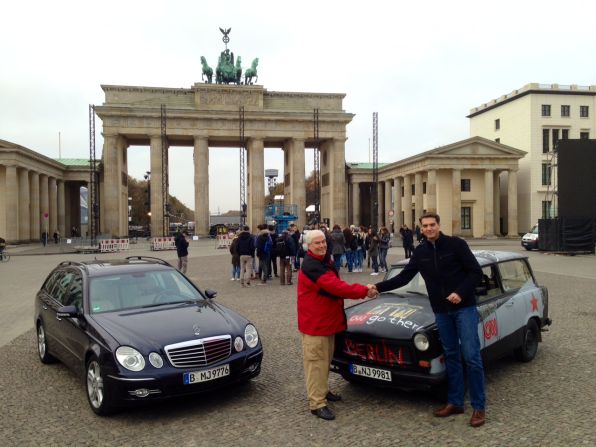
[333,254,343,271]
[354,248,363,270]
[231,264,240,279]
[435,305,485,410]
[378,247,388,270]
[345,250,354,272]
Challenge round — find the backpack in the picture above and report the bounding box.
[263,235,273,254]
[275,236,288,257]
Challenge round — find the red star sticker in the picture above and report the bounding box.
[530,295,539,312]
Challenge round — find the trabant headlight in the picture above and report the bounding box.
[116,346,146,371]
[413,333,430,351]
[244,324,259,348]
[148,352,164,368]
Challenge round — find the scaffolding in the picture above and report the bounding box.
[239,106,247,226]
[544,139,559,218]
[371,112,379,229]
[88,104,99,245]
[160,104,169,236]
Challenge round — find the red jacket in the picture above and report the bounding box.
[297,251,369,336]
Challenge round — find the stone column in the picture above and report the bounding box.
[30,171,40,240]
[330,139,347,227]
[507,170,518,237]
[377,181,384,227]
[352,182,360,225]
[102,135,120,236]
[40,174,49,238]
[49,177,58,238]
[193,136,209,236]
[483,169,495,237]
[426,169,437,213]
[150,135,164,237]
[384,179,392,229]
[414,172,423,221]
[403,174,412,228]
[393,177,402,229]
[17,168,30,241]
[247,138,264,231]
[288,138,306,226]
[451,169,461,236]
[5,166,18,242]
[493,171,501,235]
[57,180,65,238]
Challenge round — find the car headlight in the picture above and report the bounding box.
[116,346,146,371]
[234,336,244,352]
[244,324,259,349]
[148,352,164,368]
[413,333,430,351]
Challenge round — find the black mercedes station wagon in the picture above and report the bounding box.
[34,257,263,415]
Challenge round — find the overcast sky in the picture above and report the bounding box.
[2,0,595,214]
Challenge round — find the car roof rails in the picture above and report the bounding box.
[58,260,89,273]
[125,256,172,267]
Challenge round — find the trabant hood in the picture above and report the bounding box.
[344,295,435,339]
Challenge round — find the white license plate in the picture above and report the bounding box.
[350,363,392,382]
[183,364,230,385]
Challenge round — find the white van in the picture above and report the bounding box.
[521,224,539,250]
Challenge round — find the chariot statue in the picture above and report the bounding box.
[200,28,259,85]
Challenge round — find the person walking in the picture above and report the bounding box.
[343,226,356,273]
[400,225,415,259]
[353,226,365,272]
[236,225,255,287]
[268,225,278,279]
[367,228,380,275]
[277,230,293,285]
[229,233,241,281]
[329,225,346,272]
[378,227,390,272]
[373,212,486,427]
[298,229,378,421]
[256,225,273,284]
[174,230,190,274]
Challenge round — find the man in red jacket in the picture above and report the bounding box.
[298,229,377,421]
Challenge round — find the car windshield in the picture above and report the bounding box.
[89,269,203,313]
[530,225,538,234]
[383,267,428,296]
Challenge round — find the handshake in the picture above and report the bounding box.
[366,284,379,298]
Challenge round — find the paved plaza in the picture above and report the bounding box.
[0,239,594,446]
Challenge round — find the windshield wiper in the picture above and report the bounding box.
[141,300,196,309]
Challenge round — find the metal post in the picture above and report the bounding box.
[88,104,98,246]
[161,104,169,237]
[239,106,247,226]
[372,112,379,230]
[313,108,321,224]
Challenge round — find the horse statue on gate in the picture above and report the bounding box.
[244,58,259,85]
[201,56,213,83]
[216,49,240,84]
[235,56,243,84]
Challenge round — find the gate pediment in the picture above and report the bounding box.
[192,83,263,111]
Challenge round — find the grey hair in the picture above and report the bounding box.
[304,229,324,245]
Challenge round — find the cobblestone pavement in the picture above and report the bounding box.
[0,244,595,446]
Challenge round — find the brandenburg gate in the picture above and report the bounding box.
[95,83,353,237]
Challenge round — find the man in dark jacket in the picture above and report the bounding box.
[298,229,377,421]
[255,225,272,284]
[236,226,255,287]
[374,213,486,427]
[174,230,189,274]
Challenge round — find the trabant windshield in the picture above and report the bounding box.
[384,267,428,296]
[89,270,203,313]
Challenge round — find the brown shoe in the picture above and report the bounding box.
[433,404,464,418]
[470,410,486,427]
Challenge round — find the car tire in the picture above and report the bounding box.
[514,319,539,362]
[37,321,57,364]
[86,356,115,416]
[523,246,532,251]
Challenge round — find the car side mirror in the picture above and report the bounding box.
[205,289,217,299]
[475,285,488,296]
[56,305,81,318]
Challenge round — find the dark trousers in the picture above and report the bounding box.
[259,255,270,281]
[269,255,278,276]
[279,257,292,285]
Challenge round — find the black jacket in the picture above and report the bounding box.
[236,231,255,257]
[375,233,482,314]
[175,234,189,257]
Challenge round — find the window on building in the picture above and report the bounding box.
[401,186,404,197]
[580,106,589,118]
[461,179,471,192]
[562,129,569,140]
[580,131,590,139]
[495,138,500,143]
[423,182,427,194]
[495,119,500,130]
[541,163,551,186]
[542,129,550,153]
[461,207,472,230]
[561,105,570,117]
[542,201,552,219]
[541,104,551,117]
[411,184,415,195]
[552,129,559,150]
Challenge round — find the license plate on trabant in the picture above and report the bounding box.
[183,364,230,385]
[350,363,392,382]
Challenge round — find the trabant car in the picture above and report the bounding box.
[331,251,551,389]
[34,257,263,415]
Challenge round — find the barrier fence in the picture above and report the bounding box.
[216,234,233,249]
[99,239,130,253]
[151,237,177,251]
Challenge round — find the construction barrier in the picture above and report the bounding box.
[216,234,233,249]
[151,236,177,251]
[99,239,130,253]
